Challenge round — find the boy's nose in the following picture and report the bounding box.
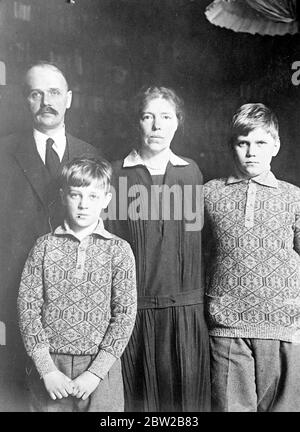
[79,198,89,208]
[246,143,256,156]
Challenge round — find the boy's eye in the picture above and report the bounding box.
[70,193,79,199]
[237,141,248,147]
[89,194,98,200]
[162,114,172,120]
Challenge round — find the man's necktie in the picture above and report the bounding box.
[45,137,61,177]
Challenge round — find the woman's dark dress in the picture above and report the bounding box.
[106,155,210,412]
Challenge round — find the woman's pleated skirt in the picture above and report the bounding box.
[121,303,210,412]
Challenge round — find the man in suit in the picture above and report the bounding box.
[0,61,100,411]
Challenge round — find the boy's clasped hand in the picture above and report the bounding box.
[43,370,101,401]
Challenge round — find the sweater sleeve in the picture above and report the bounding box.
[17,236,58,378]
[88,239,137,379]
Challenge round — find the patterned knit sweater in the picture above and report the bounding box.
[204,174,300,342]
[17,223,137,379]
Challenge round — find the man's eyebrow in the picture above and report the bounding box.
[28,87,61,91]
[142,111,174,114]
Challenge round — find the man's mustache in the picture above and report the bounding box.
[37,107,58,116]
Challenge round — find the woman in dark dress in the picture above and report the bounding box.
[107,87,210,412]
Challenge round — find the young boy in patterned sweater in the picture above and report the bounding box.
[17,157,137,412]
[204,103,300,412]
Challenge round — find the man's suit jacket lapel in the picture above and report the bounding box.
[67,133,87,159]
[14,132,51,210]
[13,132,97,214]
[67,133,99,159]
[67,134,78,159]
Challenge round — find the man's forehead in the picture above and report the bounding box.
[25,65,68,89]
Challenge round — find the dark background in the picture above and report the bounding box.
[1,0,300,183]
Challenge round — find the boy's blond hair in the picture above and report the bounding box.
[230,103,280,146]
[61,157,112,194]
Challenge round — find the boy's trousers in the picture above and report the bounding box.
[25,353,124,412]
[210,336,300,412]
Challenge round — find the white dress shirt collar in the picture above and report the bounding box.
[34,126,67,163]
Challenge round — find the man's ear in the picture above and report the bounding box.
[66,90,72,109]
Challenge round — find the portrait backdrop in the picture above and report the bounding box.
[0,0,299,183]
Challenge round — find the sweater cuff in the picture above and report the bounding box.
[31,348,58,378]
[87,350,117,379]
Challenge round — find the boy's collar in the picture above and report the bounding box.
[226,171,278,188]
[54,218,114,240]
[123,149,189,168]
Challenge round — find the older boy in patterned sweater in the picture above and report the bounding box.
[204,103,300,412]
[17,157,137,412]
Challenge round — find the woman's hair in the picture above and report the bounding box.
[60,157,112,193]
[230,103,279,146]
[133,86,185,129]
